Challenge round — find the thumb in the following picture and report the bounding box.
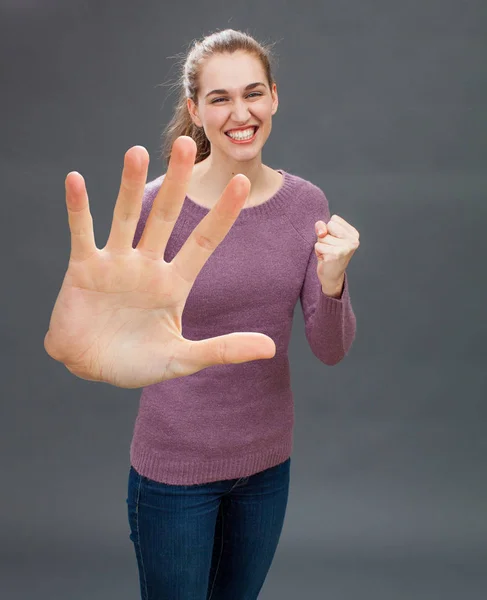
[316,221,328,238]
[182,332,277,372]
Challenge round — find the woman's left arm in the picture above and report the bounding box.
[299,209,359,366]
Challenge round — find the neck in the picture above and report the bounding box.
[194,150,269,205]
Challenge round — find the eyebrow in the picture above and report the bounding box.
[205,82,266,99]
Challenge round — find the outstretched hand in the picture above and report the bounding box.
[44,137,276,388]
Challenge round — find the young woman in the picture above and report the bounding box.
[45,28,360,600]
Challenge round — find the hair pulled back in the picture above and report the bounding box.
[160,29,278,166]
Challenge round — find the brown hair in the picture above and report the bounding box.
[160,28,278,167]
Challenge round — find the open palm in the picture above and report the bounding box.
[44,137,276,388]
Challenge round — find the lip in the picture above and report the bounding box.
[225,125,259,133]
[224,126,259,144]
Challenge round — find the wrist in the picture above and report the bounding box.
[321,275,345,299]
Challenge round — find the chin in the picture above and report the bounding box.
[228,151,261,163]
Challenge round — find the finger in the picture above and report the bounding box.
[315,236,344,248]
[330,215,359,238]
[316,221,327,237]
[315,243,347,259]
[172,173,251,285]
[65,171,97,262]
[138,136,196,258]
[325,219,350,238]
[106,146,149,251]
[175,331,276,373]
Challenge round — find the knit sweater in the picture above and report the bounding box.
[129,168,356,485]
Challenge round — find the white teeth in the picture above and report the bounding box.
[227,127,256,140]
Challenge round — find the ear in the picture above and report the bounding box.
[187,98,202,128]
[271,83,278,116]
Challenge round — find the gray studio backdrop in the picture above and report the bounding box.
[1,1,486,599]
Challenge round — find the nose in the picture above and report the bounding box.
[231,98,251,123]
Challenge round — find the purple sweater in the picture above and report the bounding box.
[129,169,356,485]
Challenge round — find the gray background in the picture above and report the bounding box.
[1,0,486,598]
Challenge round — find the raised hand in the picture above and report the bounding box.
[44,137,276,388]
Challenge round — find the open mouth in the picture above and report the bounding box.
[224,126,259,141]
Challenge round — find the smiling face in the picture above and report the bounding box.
[187,51,278,164]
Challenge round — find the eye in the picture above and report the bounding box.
[211,92,263,104]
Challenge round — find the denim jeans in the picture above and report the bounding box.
[126,457,291,600]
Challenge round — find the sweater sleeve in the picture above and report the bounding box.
[298,193,357,366]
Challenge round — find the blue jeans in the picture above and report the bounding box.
[126,457,291,599]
